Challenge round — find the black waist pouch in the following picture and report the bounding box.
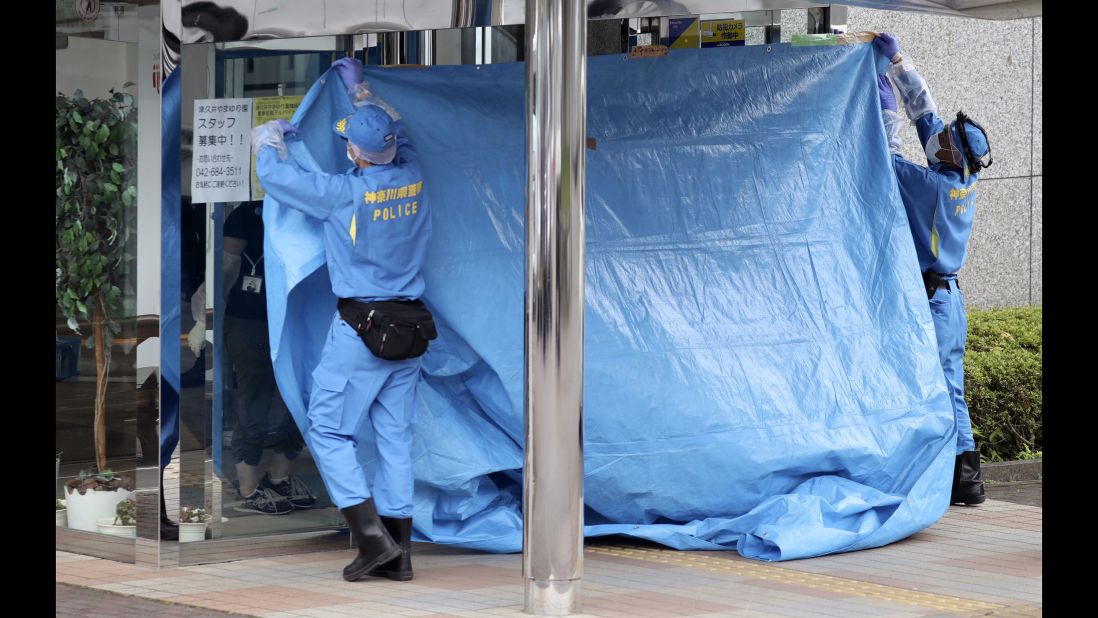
[337,298,438,361]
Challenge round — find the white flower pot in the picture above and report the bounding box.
[96,517,136,538]
[178,521,208,542]
[65,486,134,532]
[56,509,67,527]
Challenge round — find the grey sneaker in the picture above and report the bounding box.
[234,487,293,515]
[260,473,318,509]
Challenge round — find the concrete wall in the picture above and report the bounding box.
[845,8,1042,309]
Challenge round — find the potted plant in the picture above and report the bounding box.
[64,468,135,532]
[178,506,212,542]
[56,86,138,488]
[96,497,136,538]
[56,498,67,527]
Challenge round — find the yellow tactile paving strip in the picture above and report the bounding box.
[587,545,1008,613]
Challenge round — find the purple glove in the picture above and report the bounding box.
[877,74,897,112]
[332,57,363,91]
[276,119,299,136]
[831,29,843,35]
[873,32,900,61]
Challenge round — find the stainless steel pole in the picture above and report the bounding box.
[523,0,586,614]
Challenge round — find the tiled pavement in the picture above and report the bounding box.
[56,497,1041,617]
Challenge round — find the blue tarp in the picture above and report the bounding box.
[263,42,956,561]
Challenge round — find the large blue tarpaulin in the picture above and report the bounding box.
[261,42,956,560]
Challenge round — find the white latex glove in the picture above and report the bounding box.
[252,120,287,160]
[188,320,206,356]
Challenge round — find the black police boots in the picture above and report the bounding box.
[951,451,986,506]
[368,516,414,581]
[341,498,402,582]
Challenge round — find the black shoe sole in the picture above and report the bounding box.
[951,495,986,506]
[367,569,413,582]
[343,545,403,582]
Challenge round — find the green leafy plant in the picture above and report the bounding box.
[114,497,137,527]
[56,87,137,473]
[1015,446,1043,461]
[64,467,133,496]
[965,307,1042,462]
[180,506,212,524]
[56,498,66,511]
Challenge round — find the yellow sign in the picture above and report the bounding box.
[701,19,745,48]
[250,95,304,200]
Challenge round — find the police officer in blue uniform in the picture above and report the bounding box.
[253,57,430,581]
[874,33,993,506]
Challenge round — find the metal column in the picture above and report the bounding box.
[377,31,432,65]
[522,0,586,615]
[378,31,409,65]
[420,30,436,66]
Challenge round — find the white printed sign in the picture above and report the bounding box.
[191,98,252,203]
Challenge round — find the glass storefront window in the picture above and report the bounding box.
[58,18,541,563]
[174,38,344,549]
[56,1,160,558]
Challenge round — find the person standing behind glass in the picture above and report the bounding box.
[223,201,319,515]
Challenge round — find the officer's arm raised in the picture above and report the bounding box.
[256,148,351,220]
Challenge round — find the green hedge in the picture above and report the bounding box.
[964,306,1042,462]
